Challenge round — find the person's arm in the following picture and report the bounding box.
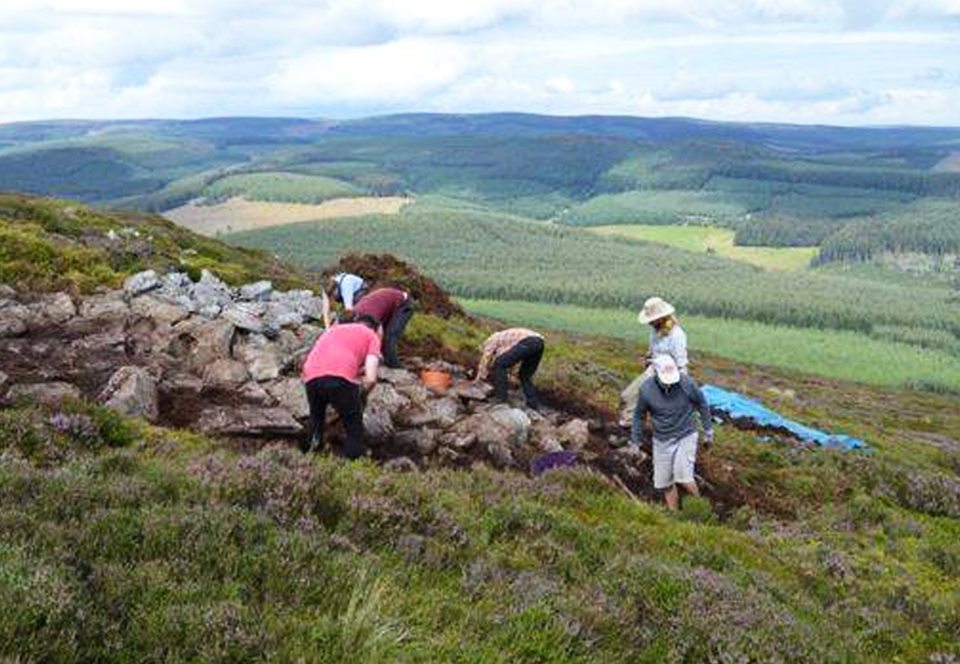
[673,329,689,372]
[362,354,380,391]
[630,389,649,446]
[475,346,495,382]
[690,382,714,445]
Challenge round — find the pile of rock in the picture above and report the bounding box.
[0,270,326,436]
[362,366,593,469]
[0,270,607,473]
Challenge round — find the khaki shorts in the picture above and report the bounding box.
[652,431,698,489]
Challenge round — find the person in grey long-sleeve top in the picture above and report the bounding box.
[631,354,714,511]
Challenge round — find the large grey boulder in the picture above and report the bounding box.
[451,379,493,401]
[398,396,462,429]
[8,381,81,405]
[264,378,310,419]
[363,406,395,446]
[130,295,190,326]
[78,293,129,324]
[175,318,235,368]
[191,269,233,318]
[0,303,28,337]
[196,406,302,436]
[271,289,325,323]
[234,333,284,382]
[480,405,531,446]
[222,301,274,336]
[202,359,250,389]
[366,382,411,418]
[25,293,75,328]
[558,419,590,451]
[530,417,564,453]
[394,428,440,456]
[378,367,419,386]
[240,280,273,301]
[123,270,161,296]
[99,366,159,422]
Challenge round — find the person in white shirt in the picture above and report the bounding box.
[619,297,690,427]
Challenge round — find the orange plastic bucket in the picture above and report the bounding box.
[420,369,452,393]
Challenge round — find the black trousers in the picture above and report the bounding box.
[383,299,415,368]
[492,336,544,407]
[304,376,365,459]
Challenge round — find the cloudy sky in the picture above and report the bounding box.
[1,0,959,126]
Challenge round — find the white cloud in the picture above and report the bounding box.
[0,0,958,124]
[267,38,469,106]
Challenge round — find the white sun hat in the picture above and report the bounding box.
[638,297,676,325]
[652,354,681,385]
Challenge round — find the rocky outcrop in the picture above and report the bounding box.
[0,270,622,478]
[99,366,159,422]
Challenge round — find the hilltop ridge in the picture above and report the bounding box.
[0,195,958,662]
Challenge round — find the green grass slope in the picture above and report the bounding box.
[1,194,959,662]
[227,201,960,368]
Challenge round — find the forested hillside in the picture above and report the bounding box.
[1,113,959,266]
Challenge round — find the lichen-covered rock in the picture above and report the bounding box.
[394,428,440,456]
[202,359,250,389]
[8,381,81,405]
[0,303,28,337]
[364,405,395,445]
[235,333,284,382]
[191,269,233,318]
[439,430,477,451]
[558,419,590,450]
[25,292,76,328]
[222,302,274,336]
[264,378,310,419]
[99,366,159,422]
[239,280,273,302]
[124,270,161,296]
[487,440,515,468]
[366,382,411,418]
[196,406,303,436]
[176,318,235,368]
[398,396,462,429]
[451,379,492,401]
[130,295,190,326]
[448,405,531,451]
[79,293,129,324]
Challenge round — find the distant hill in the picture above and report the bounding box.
[1,112,958,266]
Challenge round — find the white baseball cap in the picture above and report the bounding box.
[652,354,680,385]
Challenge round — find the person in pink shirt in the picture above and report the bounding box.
[301,315,382,459]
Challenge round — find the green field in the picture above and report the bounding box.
[460,298,960,392]
[204,171,363,204]
[588,224,818,271]
[228,201,960,353]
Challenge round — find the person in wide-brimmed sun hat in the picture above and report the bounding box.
[619,296,690,427]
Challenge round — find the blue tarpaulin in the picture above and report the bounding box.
[702,385,867,451]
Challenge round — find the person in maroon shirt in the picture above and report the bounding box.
[353,287,414,368]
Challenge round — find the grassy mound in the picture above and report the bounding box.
[0,193,318,293]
